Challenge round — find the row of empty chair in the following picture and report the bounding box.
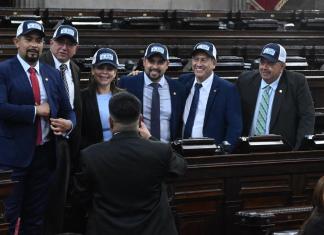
[2,8,324,30]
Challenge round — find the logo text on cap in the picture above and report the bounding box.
[100,53,113,61]
[197,44,210,51]
[263,48,276,56]
[60,28,75,37]
[151,46,165,54]
[27,23,42,30]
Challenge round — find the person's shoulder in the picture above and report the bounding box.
[40,62,59,74]
[0,56,16,68]
[238,70,258,80]
[81,141,109,160]
[284,69,305,81]
[178,72,194,83]
[120,72,143,82]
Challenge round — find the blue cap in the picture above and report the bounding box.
[144,43,169,60]
[16,20,45,38]
[92,48,119,68]
[193,41,217,60]
[260,43,286,63]
[53,25,79,44]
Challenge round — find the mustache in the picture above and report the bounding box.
[149,69,161,73]
[26,49,39,53]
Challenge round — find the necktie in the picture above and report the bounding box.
[59,64,70,99]
[255,85,271,135]
[183,83,202,139]
[150,83,160,140]
[28,67,42,145]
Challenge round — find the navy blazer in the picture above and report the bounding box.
[0,56,76,168]
[179,73,242,148]
[118,72,185,141]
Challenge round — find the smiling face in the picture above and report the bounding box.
[14,31,44,66]
[92,63,117,88]
[50,36,78,63]
[143,54,169,82]
[259,57,285,84]
[191,51,216,82]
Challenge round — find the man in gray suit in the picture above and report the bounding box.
[74,92,186,235]
[237,43,315,150]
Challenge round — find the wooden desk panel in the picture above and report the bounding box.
[173,151,324,235]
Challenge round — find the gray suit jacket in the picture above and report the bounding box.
[237,69,315,150]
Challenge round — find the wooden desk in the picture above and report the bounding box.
[172,150,324,235]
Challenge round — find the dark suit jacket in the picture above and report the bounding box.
[0,56,75,168]
[74,131,187,235]
[237,69,315,150]
[179,73,243,148]
[40,50,82,160]
[302,213,324,235]
[118,72,186,141]
[40,50,82,234]
[80,84,122,149]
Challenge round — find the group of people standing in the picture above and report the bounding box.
[0,19,317,235]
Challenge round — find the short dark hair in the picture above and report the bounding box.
[109,92,141,124]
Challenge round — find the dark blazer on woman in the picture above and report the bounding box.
[301,213,324,235]
[81,83,121,149]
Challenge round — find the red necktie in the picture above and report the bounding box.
[28,67,42,145]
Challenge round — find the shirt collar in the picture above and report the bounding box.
[194,72,214,88]
[52,53,70,71]
[261,72,282,90]
[17,54,40,74]
[144,72,166,87]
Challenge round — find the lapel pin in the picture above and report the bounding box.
[279,89,282,93]
[213,89,217,93]
[45,78,49,82]
[173,92,176,95]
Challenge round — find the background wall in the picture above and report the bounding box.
[13,0,324,11]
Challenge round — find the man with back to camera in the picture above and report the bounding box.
[74,92,187,235]
[118,43,186,142]
[40,24,82,234]
[236,43,315,150]
[0,20,75,234]
[179,41,242,151]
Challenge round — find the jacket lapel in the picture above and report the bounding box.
[203,75,219,127]
[270,72,287,130]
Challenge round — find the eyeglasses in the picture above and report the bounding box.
[54,38,77,47]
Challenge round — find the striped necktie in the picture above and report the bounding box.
[59,63,70,99]
[255,85,271,135]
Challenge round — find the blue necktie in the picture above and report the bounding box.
[255,85,271,135]
[150,83,160,140]
[183,83,202,139]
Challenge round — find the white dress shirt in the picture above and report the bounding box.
[52,55,75,109]
[17,54,50,144]
[250,75,281,136]
[183,72,214,138]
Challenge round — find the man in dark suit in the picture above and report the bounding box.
[74,92,186,235]
[179,42,242,151]
[39,24,82,234]
[237,43,315,150]
[118,43,185,142]
[0,20,75,234]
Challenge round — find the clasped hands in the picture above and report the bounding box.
[35,102,72,136]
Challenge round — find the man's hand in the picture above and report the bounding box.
[138,121,151,140]
[36,102,50,117]
[50,118,72,136]
[127,70,142,76]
